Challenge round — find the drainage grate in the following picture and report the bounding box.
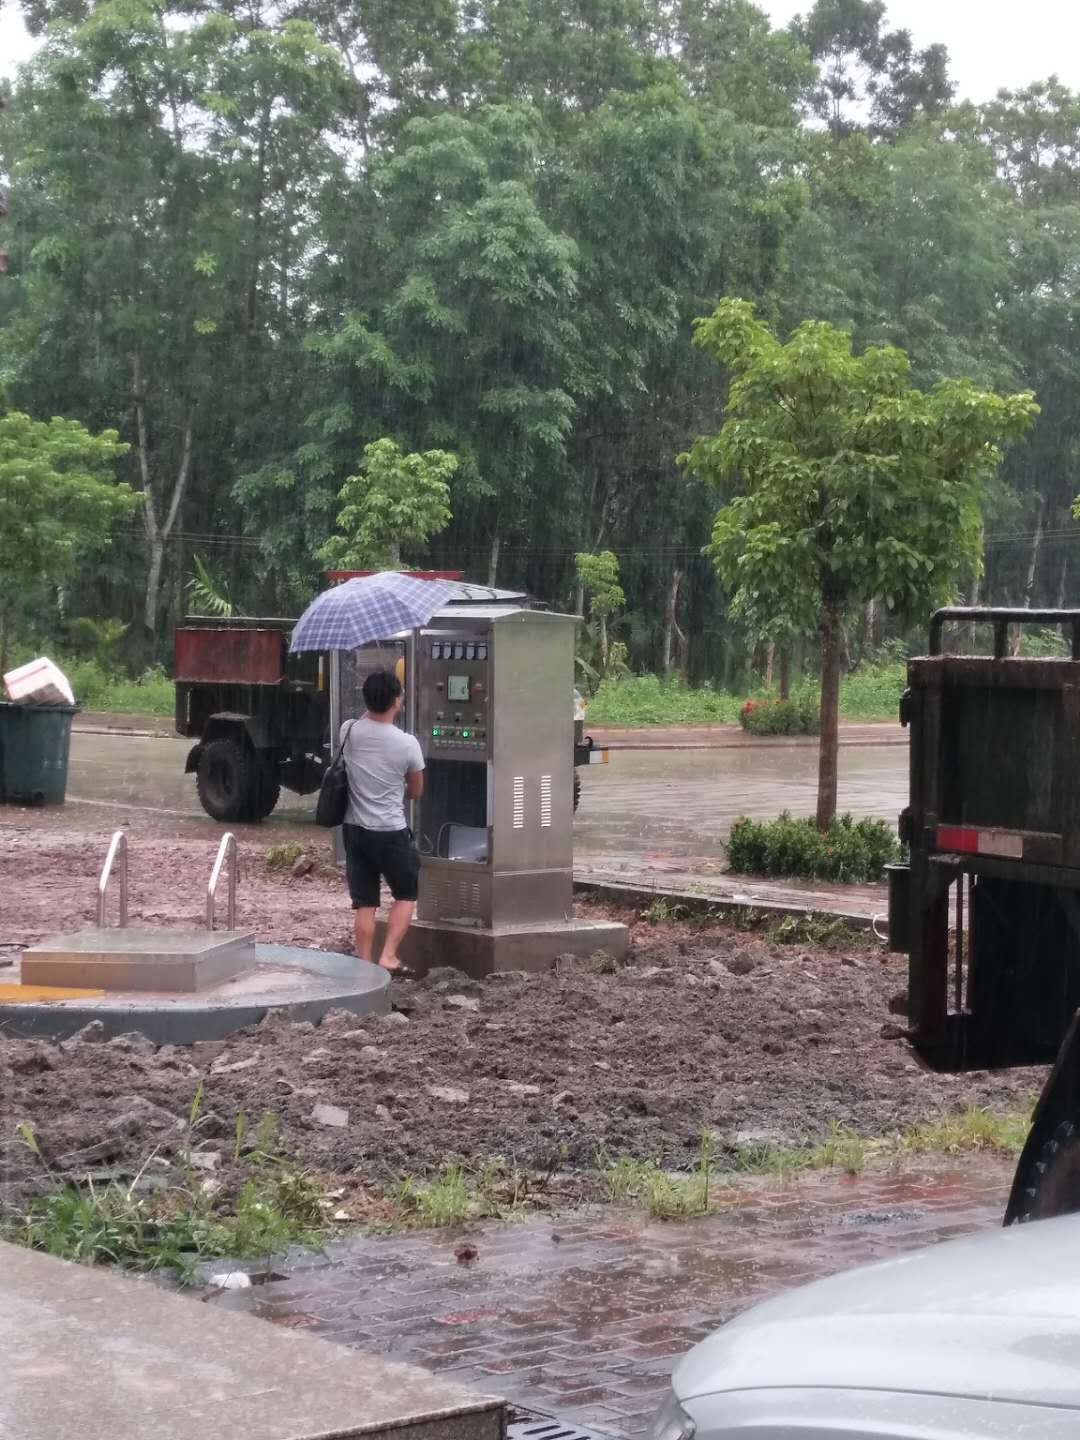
[507,1406,621,1440]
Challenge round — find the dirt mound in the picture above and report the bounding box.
[2,897,1042,1205]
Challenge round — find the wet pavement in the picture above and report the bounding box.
[61,729,909,864]
[215,1159,1011,1436]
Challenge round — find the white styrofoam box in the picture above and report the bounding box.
[3,656,76,707]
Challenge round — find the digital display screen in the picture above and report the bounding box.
[447,674,470,702]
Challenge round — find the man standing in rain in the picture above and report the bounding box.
[340,669,424,974]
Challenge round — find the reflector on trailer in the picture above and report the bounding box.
[936,825,1025,858]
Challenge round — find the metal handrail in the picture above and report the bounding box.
[97,830,129,928]
[206,832,238,931]
[929,606,1080,661]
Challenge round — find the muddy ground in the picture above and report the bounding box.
[1,820,1042,1208]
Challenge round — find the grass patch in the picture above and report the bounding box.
[898,1104,1032,1157]
[4,1103,326,1283]
[764,913,868,948]
[265,842,305,870]
[600,1104,1034,1219]
[388,1155,566,1228]
[641,897,694,925]
[734,1122,868,1178]
[588,675,740,726]
[599,1132,725,1218]
[36,654,175,715]
[835,663,906,721]
[393,1164,488,1227]
[584,665,906,729]
[726,812,900,884]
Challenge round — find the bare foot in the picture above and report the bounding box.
[378,954,402,973]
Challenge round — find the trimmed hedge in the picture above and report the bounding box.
[726,812,900,883]
[738,691,819,736]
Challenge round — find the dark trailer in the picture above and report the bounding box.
[890,608,1080,1223]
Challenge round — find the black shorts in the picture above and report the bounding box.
[343,825,420,908]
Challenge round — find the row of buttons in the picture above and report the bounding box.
[432,641,488,661]
[431,726,487,742]
[432,738,486,749]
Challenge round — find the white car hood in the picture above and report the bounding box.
[673,1212,1080,1408]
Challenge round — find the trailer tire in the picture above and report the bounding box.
[1013,1120,1080,1223]
[573,770,582,814]
[196,738,256,823]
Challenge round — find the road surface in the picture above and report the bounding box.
[55,730,908,865]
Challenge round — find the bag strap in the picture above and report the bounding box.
[335,718,359,762]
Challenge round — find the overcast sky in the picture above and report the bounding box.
[1,0,1079,96]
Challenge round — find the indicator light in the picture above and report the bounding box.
[432,726,442,736]
[462,729,471,738]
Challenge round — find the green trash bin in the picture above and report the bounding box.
[0,701,78,806]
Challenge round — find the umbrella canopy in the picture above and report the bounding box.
[289,572,456,653]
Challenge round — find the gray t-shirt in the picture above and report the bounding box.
[339,716,425,831]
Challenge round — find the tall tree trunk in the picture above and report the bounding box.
[662,568,683,676]
[1024,496,1045,604]
[599,613,609,673]
[145,537,167,637]
[134,354,193,638]
[0,603,9,678]
[778,649,791,701]
[573,580,585,617]
[764,642,775,690]
[1011,495,1045,654]
[487,534,500,587]
[816,598,843,830]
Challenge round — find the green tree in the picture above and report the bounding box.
[575,550,625,673]
[0,410,135,671]
[683,299,1038,826]
[309,105,582,582]
[319,439,457,570]
[0,0,356,641]
[790,0,953,138]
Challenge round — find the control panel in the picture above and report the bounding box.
[418,631,491,758]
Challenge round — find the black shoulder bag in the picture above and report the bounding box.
[315,719,357,828]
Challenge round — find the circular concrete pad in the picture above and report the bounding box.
[0,944,391,1044]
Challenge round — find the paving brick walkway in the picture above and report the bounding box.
[218,1159,1012,1436]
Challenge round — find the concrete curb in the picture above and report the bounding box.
[573,877,881,929]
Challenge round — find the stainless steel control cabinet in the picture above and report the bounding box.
[414,606,575,928]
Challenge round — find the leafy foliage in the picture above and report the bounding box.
[684,299,1037,823]
[319,439,457,570]
[0,411,135,667]
[739,692,819,736]
[187,555,237,618]
[725,812,901,882]
[1,0,1080,707]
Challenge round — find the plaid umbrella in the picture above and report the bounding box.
[289,572,455,653]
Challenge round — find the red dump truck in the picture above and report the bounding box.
[173,582,604,824]
[889,607,1080,1223]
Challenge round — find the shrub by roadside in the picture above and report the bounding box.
[587,665,906,728]
[739,691,819,735]
[5,648,174,715]
[726,812,901,883]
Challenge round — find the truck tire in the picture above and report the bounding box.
[1012,1120,1080,1223]
[250,765,281,821]
[573,770,582,813]
[196,738,256,823]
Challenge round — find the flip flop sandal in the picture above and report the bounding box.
[380,962,418,980]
